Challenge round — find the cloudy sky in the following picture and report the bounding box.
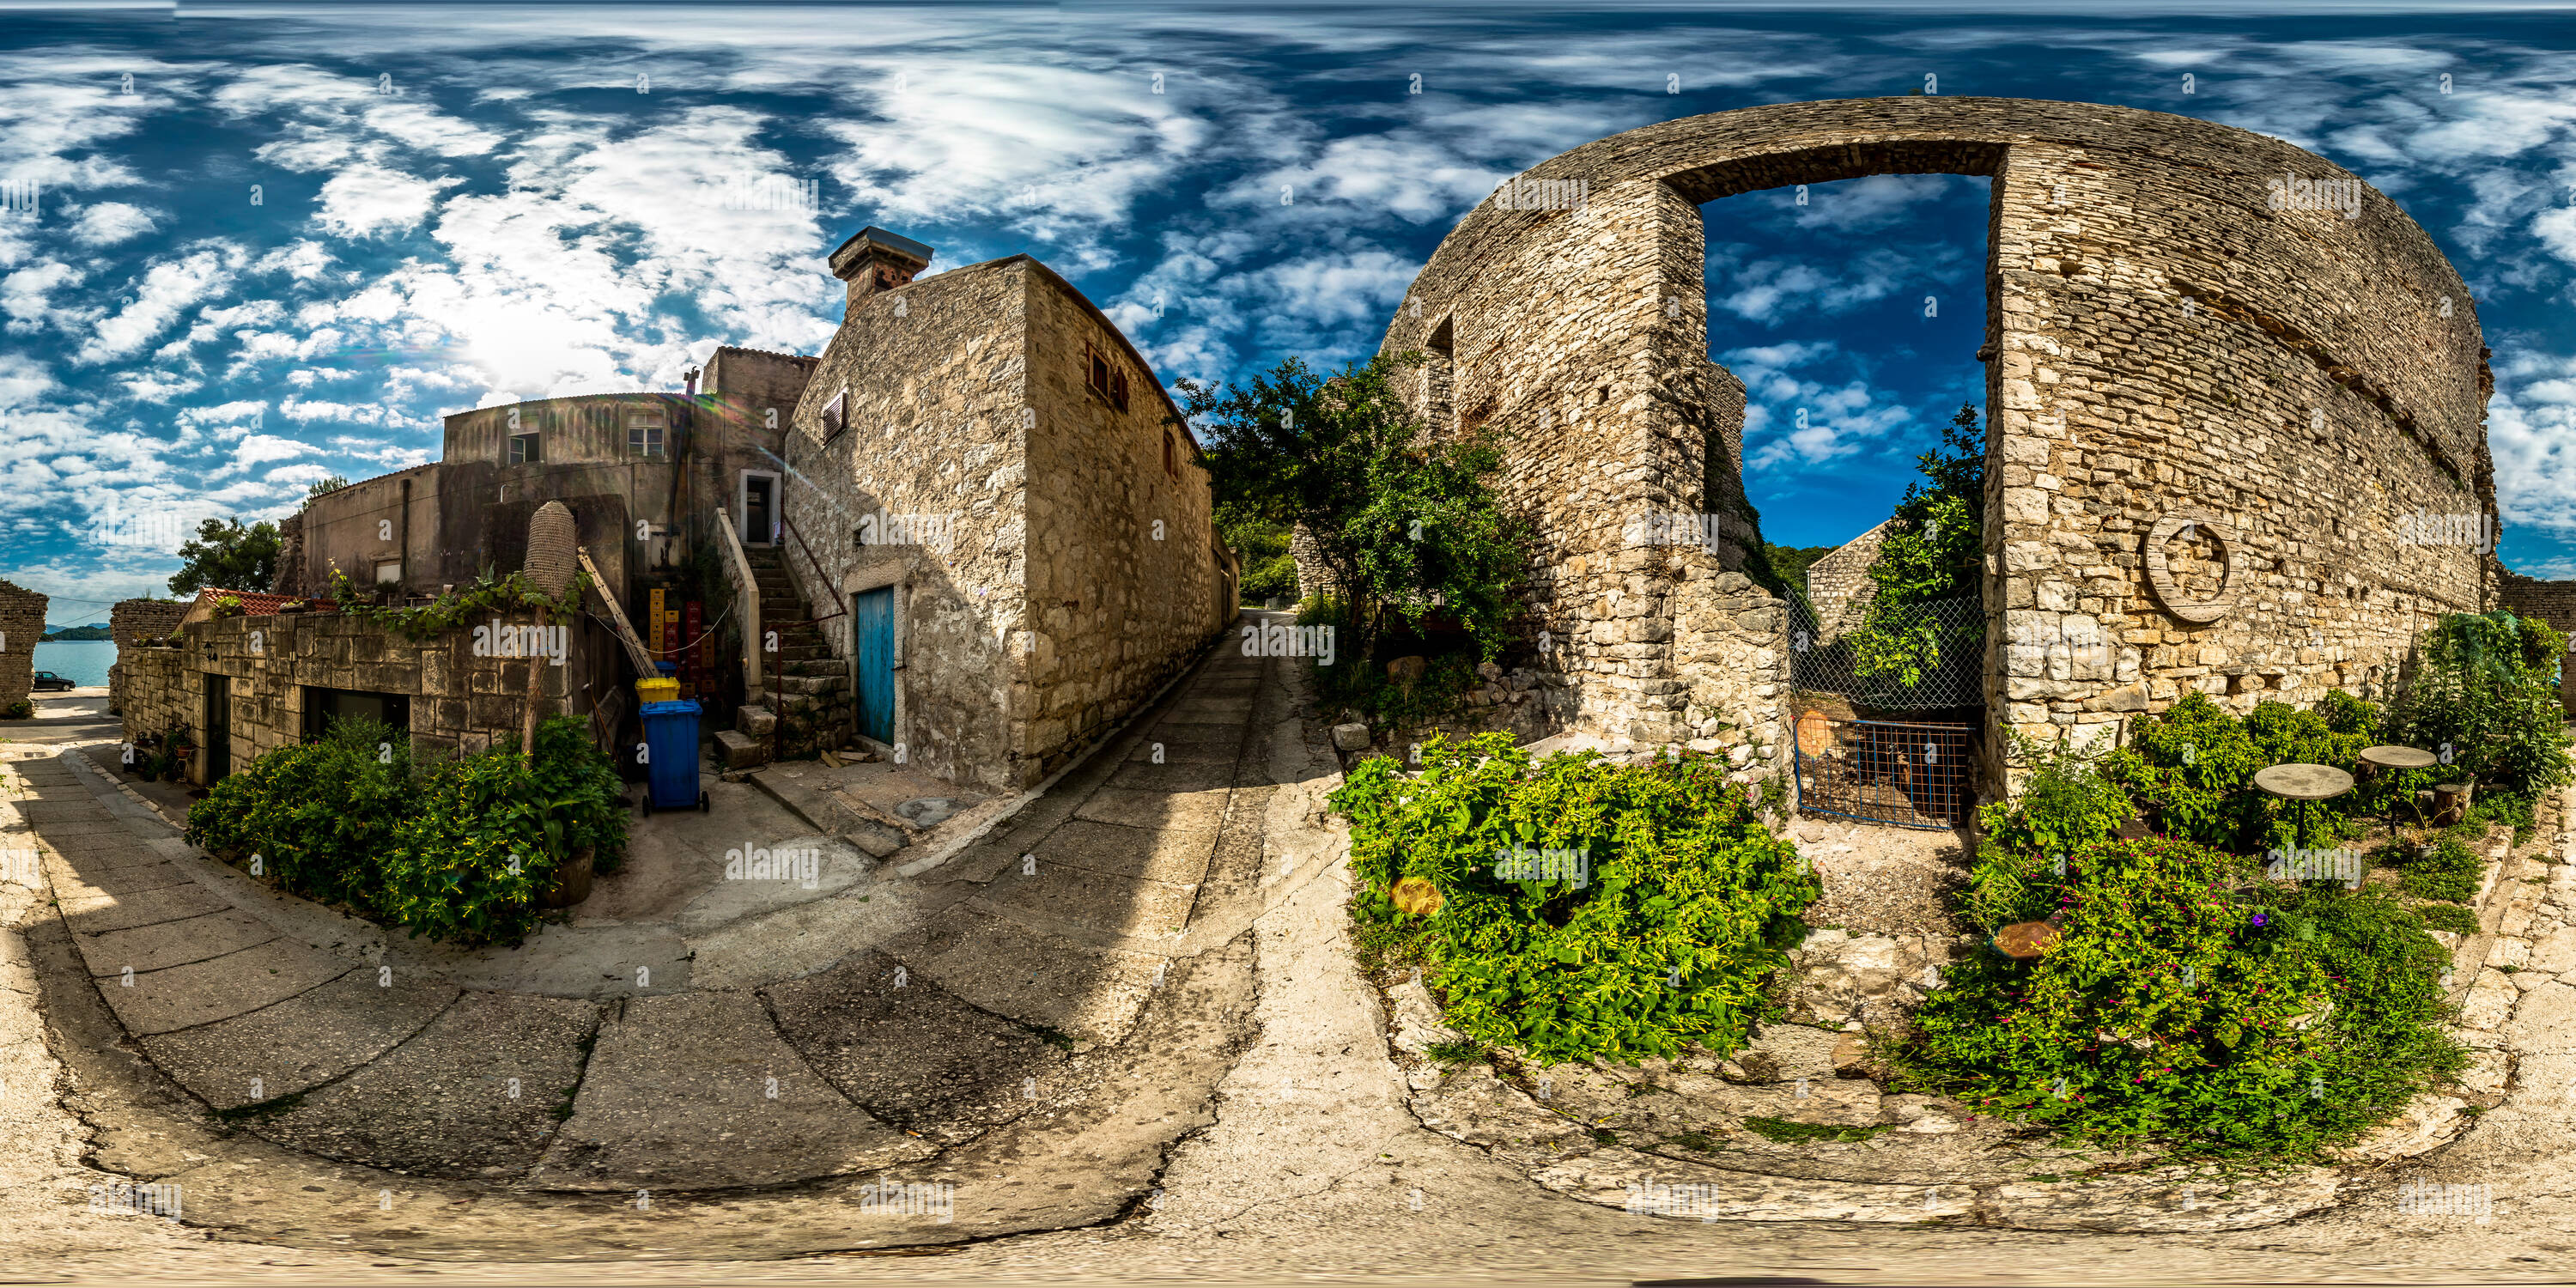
[4,2,2575,623]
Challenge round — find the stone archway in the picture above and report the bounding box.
[1376,97,2491,799]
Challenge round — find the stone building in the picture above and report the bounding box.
[0,578,46,711]
[1804,520,1890,647]
[779,229,1238,790]
[106,598,187,714]
[1375,98,2494,796]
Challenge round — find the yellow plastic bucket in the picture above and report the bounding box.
[636,677,680,703]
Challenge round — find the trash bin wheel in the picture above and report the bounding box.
[640,793,653,817]
[699,790,710,812]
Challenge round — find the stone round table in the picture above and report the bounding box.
[2360,745,2438,773]
[2253,762,2355,801]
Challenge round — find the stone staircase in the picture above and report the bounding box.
[716,546,851,766]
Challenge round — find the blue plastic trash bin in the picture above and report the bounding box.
[639,699,708,814]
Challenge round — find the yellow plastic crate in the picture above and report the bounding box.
[635,677,680,702]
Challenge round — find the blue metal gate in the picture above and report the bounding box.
[853,586,895,744]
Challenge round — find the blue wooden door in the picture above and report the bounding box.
[854,586,896,744]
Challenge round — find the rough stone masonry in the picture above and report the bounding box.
[1376,97,2493,795]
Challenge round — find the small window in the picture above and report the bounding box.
[628,416,665,458]
[821,390,848,440]
[1085,343,1129,412]
[1163,429,1178,478]
[507,433,540,465]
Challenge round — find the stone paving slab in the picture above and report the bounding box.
[764,948,1080,1145]
[140,963,460,1110]
[1133,722,1249,751]
[532,988,933,1192]
[100,937,349,1036]
[57,881,230,936]
[51,858,192,898]
[74,908,276,976]
[1032,817,1219,885]
[251,989,601,1179]
[1105,759,1238,793]
[1074,785,1231,832]
[888,902,1163,1045]
[977,857,1199,940]
[1124,732,1236,764]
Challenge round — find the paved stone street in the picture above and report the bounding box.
[10,641,2576,1283]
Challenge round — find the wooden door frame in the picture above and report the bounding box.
[736,470,781,547]
[846,567,906,756]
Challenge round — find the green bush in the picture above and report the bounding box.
[1898,836,2464,1162]
[2412,902,2482,936]
[0,700,31,720]
[1298,593,1481,735]
[2393,835,2482,903]
[184,714,629,946]
[1333,732,1818,1065]
[186,716,414,910]
[2387,611,2573,799]
[2105,693,2391,853]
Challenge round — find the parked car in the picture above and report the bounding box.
[29,671,75,691]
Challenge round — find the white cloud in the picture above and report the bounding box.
[314,163,459,239]
[75,246,244,365]
[69,202,158,247]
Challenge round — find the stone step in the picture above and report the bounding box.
[783,659,844,677]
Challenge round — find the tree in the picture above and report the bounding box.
[1176,352,1529,662]
[1845,403,1985,685]
[307,476,350,499]
[169,518,283,598]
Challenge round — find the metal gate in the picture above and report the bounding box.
[1793,714,1971,829]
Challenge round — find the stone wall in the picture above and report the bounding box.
[1806,520,1889,646]
[2499,571,2576,636]
[118,611,608,785]
[106,598,188,715]
[783,252,1233,790]
[1377,98,2494,799]
[0,579,46,711]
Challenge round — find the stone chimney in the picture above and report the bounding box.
[827,226,934,316]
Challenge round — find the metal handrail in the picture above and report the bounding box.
[781,515,848,623]
[714,508,764,705]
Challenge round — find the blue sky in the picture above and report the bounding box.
[4,2,2575,625]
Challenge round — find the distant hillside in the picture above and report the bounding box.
[40,623,112,641]
[1762,544,1838,592]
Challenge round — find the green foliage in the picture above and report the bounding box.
[1971,732,2135,929]
[1760,543,1837,595]
[2103,693,2388,854]
[328,567,585,642]
[2411,902,2482,936]
[1897,837,2464,1161]
[1846,404,1985,682]
[2392,835,2482,903]
[1217,501,1297,604]
[306,475,351,499]
[184,715,627,946]
[1741,1116,1890,1145]
[1296,593,1482,733]
[1180,353,1532,662]
[1331,732,1819,1066]
[0,700,29,720]
[2388,611,2573,799]
[169,517,283,598]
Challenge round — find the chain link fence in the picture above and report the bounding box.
[1789,593,1984,710]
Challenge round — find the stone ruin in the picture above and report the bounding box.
[1374,97,2494,797]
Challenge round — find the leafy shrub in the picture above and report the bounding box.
[2105,693,2391,853]
[2412,902,2482,936]
[1899,836,2463,1161]
[187,716,414,910]
[0,700,30,720]
[2388,611,2573,799]
[2464,790,2537,847]
[185,714,626,945]
[2394,836,2482,903]
[1298,593,1481,735]
[1333,732,1817,1065]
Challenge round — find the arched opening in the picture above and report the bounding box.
[1691,166,1997,831]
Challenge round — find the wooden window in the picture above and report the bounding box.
[1163,429,1178,478]
[1085,343,1129,412]
[821,389,848,440]
[628,415,665,458]
[507,433,540,465]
